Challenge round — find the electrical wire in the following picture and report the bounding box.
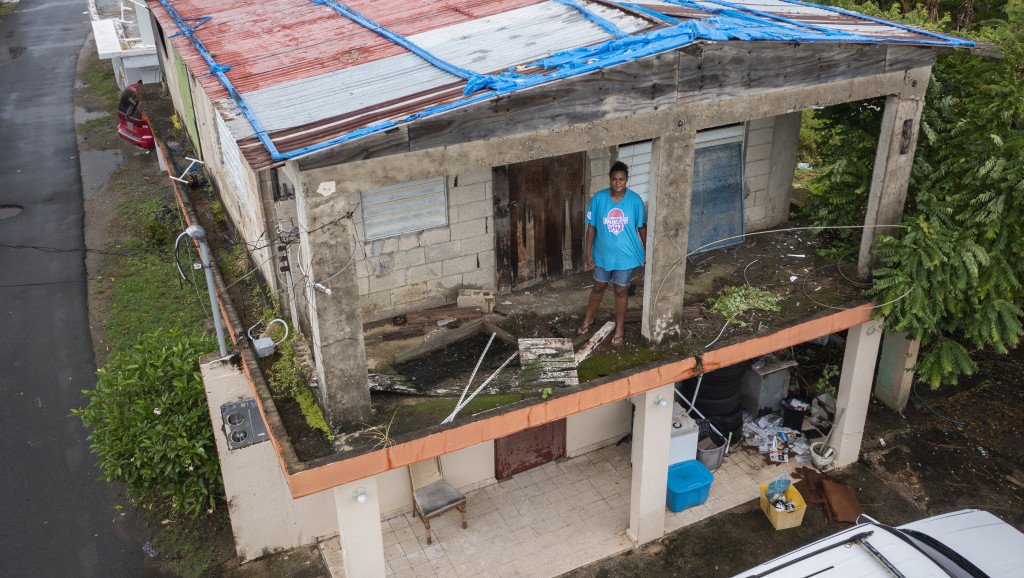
[913,379,966,425]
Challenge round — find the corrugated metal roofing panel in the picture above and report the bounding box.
[148,0,972,170]
[224,2,639,139]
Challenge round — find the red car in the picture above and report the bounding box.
[116,82,154,149]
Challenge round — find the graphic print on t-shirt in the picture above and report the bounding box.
[603,208,628,236]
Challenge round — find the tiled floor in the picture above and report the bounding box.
[321,442,798,577]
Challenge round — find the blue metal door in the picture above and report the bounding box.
[688,142,745,254]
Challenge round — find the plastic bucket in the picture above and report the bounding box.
[810,442,834,470]
[782,405,805,431]
[696,434,725,472]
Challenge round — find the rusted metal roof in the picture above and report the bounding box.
[148,0,973,170]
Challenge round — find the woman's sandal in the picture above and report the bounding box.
[577,322,593,335]
[611,335,624,346]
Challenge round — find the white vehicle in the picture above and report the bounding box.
[735,509,1024,577]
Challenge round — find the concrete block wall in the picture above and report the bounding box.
[744,113,799,232]
[351,169,497,322]
[743,117,776,231]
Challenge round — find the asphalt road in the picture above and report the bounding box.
[0,1,146,575]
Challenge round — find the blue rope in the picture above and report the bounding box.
[913,379,966,425]
[551,0,629,38]
[154,0,282,160]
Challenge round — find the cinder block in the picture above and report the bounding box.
[407,262,442,285]
[424,240,462,263]
[455,168,491,187]
[392,247,425,270]
[360,290,393,319]
[398,234,419,251]
[381,237,399,254]
[745,126,774,147]
[462,267,497,290]
[442,254,479,277]
[745,173,769,195]
[456,199,493,222]
[357,276,369,296]
[449,182,487,206]
[745,159,770,179]
[451,218,488,240]
[457,288,496,312]
[391,283,430,307]
[745,203,767,223]
[368,269,406,293]
[418,227,451,246]
[428,275,464,292]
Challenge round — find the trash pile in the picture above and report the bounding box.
[743,413,811,463]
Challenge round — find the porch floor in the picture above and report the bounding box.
[320,442,799,577]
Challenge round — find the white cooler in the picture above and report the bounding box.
[669,402,700,465]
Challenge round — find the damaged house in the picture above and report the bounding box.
[143,0,984,575]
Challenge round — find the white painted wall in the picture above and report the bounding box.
[200,356,336,562]
[376,441,497,519]
[567,400,632,457]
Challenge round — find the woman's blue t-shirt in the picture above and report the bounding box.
[585,188,646,271]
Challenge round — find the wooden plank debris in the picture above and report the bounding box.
[574,321,615,365]
[405,306,481,324]
[382,327,425,342]
[393,319,484,364]
[518,337,578,389]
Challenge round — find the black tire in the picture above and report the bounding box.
[709,407,743,433]
[696,380,742,401]
[679,376,743,401]
[702,362,748,386]
[695,396,740,417]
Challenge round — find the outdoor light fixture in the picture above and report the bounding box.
[654,395,668,408]
[353,487,367,504]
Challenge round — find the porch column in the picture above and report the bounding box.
[295,176,372,430]
[627,383,674,546]
[333,477,386,578]
[874,331,920,412]
[857,92,927,279]
[832,320,884,467]
[643,128,696,343]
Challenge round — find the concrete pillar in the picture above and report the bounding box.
[874,331,920,412]
[627,383,674,546]
[333,478,386,578]
[857,91,928,280]
[642,128,696,343]
[832,320,884,467]
[295,176,372,431]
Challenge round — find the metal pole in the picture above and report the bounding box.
[186,225,229,356]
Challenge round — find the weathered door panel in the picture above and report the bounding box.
[494,419,567,480]
[688,142,745,253]
[495,153,585,289]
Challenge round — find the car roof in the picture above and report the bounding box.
[735,509,1024,578]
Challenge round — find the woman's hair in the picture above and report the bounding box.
[609,160,629,178]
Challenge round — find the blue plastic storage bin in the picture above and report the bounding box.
[666,459,714,512]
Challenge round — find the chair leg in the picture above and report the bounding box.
[459,503,467,529]
[424,517,432,545]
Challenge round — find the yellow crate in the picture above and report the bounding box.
[759,483,807,530]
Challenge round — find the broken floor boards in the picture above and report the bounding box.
[518,338,578,389]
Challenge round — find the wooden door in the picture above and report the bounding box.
[494,419,567,480]
[492,153,586,291]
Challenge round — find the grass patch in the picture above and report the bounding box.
[152,516,227,578]
[382,395,523,436]
[84,60,120,108]
[0,3,16,19]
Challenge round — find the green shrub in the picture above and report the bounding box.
[73,330,222,519]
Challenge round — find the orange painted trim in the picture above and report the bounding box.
[283,305,875,498]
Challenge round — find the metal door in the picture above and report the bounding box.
[688,135,745,254]
[494,419,567,480]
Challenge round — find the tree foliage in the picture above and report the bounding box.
[805,0,1024,387]
[73,330,223,518]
